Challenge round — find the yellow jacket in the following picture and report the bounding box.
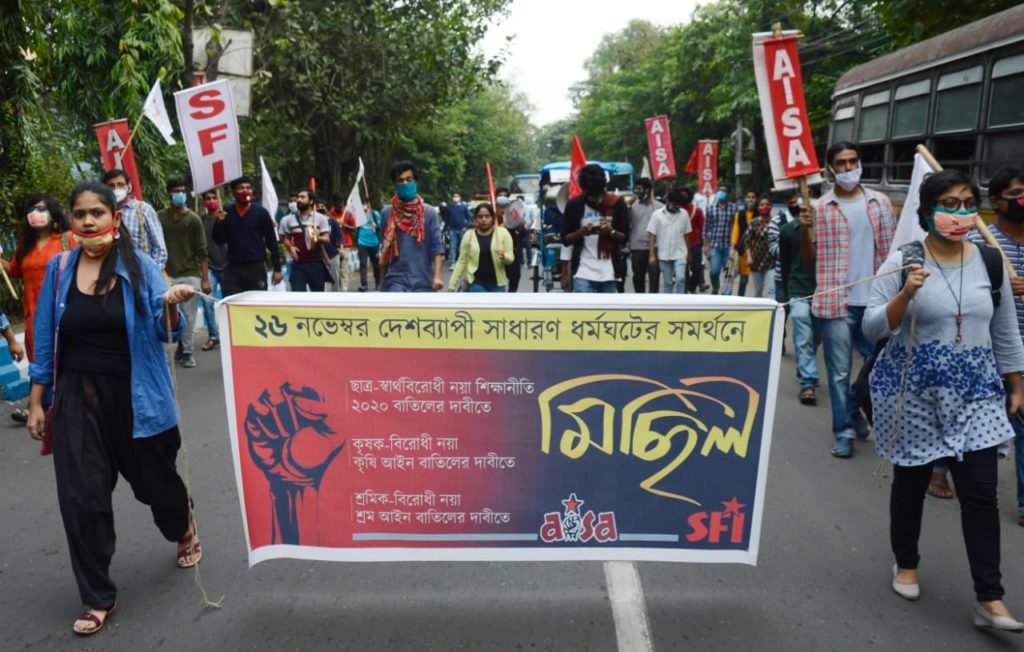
[449,227,516,289]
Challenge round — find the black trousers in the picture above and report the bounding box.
[289,261,328,292]
[223,261,269,296]
[687,244,705,292]
[630,250,659,294]
[52,371,190,609]
[358,245,381,289]
[890,446,1003,601]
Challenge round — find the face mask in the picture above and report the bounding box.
[72,221,119,258]
[927,207,976,242]
[171,192,187,208]
[27,209,51,229]
[396,181,418,202]
[1002,196,1024,222]
[113,187,129,204]
[452,195,461,203]
[833,167,862,192]
[716,191,727,203]
[288,201,298,214]
[234,189,253,204]
[496,196,510,207]
[758,205,771,216]
[635,190,648,201]
[787,204,801,218]
[296,201,310,213]
[204,200,219,212]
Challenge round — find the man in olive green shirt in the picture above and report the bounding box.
[158,178,209,368]
[778,207,820,404]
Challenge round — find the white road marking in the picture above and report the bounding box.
[604,561,655,652]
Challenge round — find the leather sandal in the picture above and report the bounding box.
[927,472,955,499]
[176,521,202,568]
[72,603,115,636]
[202,338,219,351]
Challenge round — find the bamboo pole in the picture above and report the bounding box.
[915,144,1017,281]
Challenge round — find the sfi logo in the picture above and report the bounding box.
[686,496,747,544]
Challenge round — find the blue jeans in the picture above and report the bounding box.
[751,270,768,298]
[573,278,617,293]
[1012,415,1024,517]
[708,245,730,294]
[469,282,506,292]
[789,299,820,390]
[659,259,687,294]
[449,228,465,265]
[820,305,874,439]
[200,268,224,340]
[289,261,328,292]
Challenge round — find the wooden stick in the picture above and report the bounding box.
[0,264,17,301]
[915,144,1017,280]
[123,111,147,152]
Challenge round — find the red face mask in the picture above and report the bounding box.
[204,200,219,211]
[758,205,771,215]
[72,221,120,258]
[234,190,253,204]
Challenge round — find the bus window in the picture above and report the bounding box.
[989,53,1024,128]
[859,144,885,182]
[893,79,931,138]
[833,104,856,142]
[890,142,918,182]
[859,90,889,142]
[985,133,1024,179]
[935,66,983,133]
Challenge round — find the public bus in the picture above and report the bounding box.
[537,161,635,196]
[829,4,1024,212]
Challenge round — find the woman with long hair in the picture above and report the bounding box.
[26,181,201,636]
[1,194,76,421]
[865,169,1024,631]
[448,203,515,292]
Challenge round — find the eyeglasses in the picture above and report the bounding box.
[937,197,978,211]
[30,204,47,212]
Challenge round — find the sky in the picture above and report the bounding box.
[481,0,700,127]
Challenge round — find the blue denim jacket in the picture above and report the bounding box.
[29,248,184,438]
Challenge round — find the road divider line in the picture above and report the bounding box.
[604,561,654,652]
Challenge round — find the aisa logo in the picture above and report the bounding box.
[686,496,747,544]
[539,493,618,543]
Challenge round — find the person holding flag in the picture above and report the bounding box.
[279,189,331,292]
[379,161,444,292]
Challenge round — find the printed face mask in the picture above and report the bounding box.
[73,221,119,258]
[927,207,976,242]
[832,167,862,192]
[27,208,51,229]
[234,189,253,204]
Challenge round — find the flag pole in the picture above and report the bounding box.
[122,112,147,152]
[915,144,1017,281]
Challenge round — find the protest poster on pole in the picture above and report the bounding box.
[218,293,782,566]
[644,116,676,181]
[696,140,719,198]
[752,29,823,193]
[94,119,144,201]
[174,79,242,194]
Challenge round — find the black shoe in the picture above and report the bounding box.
[10,408,28,423]
[359,286,367,292]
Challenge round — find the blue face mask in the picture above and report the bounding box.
[496,196,510,207]
[716,190,727,202]
[396,181,417,202]
[171,191,187,208]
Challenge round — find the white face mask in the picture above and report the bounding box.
[113,187,129,203]
[288,201,298,214]
[832,167,862,192]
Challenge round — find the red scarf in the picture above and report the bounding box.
[380,194,425,265]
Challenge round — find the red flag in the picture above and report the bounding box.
[310,177,317,192]
[94,119,144,201]
[568,134,587,199]
[485,160,497,209]
[644,116,676,180]
[684,144,699,175]
[756,34,820,180]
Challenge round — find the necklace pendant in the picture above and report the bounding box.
[956,333,963,344]
[956,314,964,326]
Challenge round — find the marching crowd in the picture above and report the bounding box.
[9,142,1024,635]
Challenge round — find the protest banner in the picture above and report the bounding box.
[644,116,676,181]
[218,293,782,565]
[752,29,823,192]
[94,119,144,201]
[696,140,719,197]
[174,79,242,194]
[568,134,587,199]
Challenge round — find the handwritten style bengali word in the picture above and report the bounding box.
[667,314,746,343]
[569,312,660,343]
[472,452,517,470]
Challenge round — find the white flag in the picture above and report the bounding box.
[143,79,176,145]
[260,156,279,219]
[641,156,652,181]
[888,153,932,255]
[345,158,367,227]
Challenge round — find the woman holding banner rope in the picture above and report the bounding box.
[25,182,202,636]
[863,169,1024,631]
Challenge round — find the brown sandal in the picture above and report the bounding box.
[176,521,202,568]
[927,472,955,499]
[799,387,817,405]
[202,338,219,351]
[72,603,115,636]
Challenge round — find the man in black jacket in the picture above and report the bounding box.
[212,176,283,295]
[561,163,630,293]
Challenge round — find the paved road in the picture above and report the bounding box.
[3,281,1024,651]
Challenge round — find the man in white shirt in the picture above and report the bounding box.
[647,188,693,294]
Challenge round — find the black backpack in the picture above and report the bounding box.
[854,241,1004,426]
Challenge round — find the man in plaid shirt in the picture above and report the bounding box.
[810,142,896,458]
[102,168,168,270]
[703,184,736,294]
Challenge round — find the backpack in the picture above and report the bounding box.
[854,241,1004,425]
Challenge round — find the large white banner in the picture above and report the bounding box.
[174,79,242,194]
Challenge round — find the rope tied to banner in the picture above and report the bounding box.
[164,298,224,610]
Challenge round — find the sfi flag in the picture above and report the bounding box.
[644,116,676,180]
[695,140,719,197]
[752,31,823,189]
[568,134,587,199]
[94,119,144,201]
